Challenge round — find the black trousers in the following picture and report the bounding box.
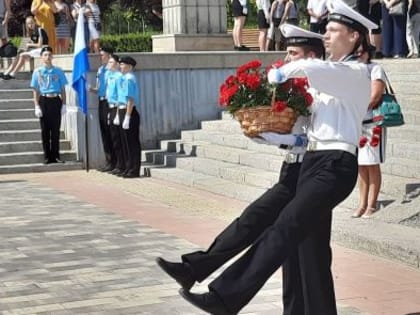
[98,99,115,168]
[207,150,358,314]
[39,96,62,161]
[118,107,141,176]
[183,161,335,314]
[109,107,125,172]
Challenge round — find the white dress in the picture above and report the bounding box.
[358,63,387,165]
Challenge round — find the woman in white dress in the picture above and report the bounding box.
[84,0,101,53]
[353,44,387,218]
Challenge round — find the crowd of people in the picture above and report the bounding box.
[0,0,102,80]
[235,0,420,58]
[89,48,142,178]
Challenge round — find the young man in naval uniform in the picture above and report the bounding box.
[117,56,141,178]
[158,0,377,314]
[157,24,329,315]
[30,46,68,164]
[89,46,116,172]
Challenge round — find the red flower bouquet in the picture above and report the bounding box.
[219,59,313,137]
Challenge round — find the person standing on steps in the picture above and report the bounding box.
[352,43,387,219]
[30,46,68,165]
[157,0,378,314]
[231,0,250,51]
[89,46,116,173]
[105,54,126,177]
[117,56,141,178]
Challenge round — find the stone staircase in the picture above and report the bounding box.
[142,59,420,267]
[0,80,82,174]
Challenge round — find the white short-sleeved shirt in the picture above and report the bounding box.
[306,0,328,23]
[277,58,371,147]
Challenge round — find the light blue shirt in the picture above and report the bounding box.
[97,65,107,98]
[117,72,140,108]
[30,66,68,94]
[105,70,123,104]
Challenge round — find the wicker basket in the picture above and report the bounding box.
[234,106,298,137]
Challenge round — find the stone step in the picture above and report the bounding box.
[399,109,420,125]
[180,130,283,156]
[0,89,33,100]
[0,119,39,130]
[386,125,420,141]
[0,108,35,119]
[331,203,420,269]
[150,167,266,203]
[0,130,65,142]
[0,99,34,110]
[0,161,83,175]
[0,151,77,165]
[176,156,278,189]
[190,142,285,172]
[382,156,420,178]
[141,149,176,167]
[380,59,420,73]
[390,82,420,96]
[398,95,420,112]
[0,140,72,154]
[200,119,242,134]
[387,139,420,160]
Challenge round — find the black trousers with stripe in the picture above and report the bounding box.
[182,159,338,314]
[98,99,115,168]
[39,96,62,161]
[206,150,358,314]
[118,107,141,176]
[108,107,125,172]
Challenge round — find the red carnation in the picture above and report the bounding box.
[304,93,313,106]
[245,74,260,90]
[273,100,287,112]
[359,136,368,148]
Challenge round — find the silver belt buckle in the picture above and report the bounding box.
[285,153,297,164]
[308,141,317,151]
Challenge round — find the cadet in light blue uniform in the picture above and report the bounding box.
[30,46,68,164]
[89,46,115,172]
[117,56,141,178]
[105,54,125,176]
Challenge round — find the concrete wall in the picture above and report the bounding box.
[48,52,286,168]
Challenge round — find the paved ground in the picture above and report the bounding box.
[0,171,420,315]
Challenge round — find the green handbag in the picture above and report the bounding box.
[372,74,405,127]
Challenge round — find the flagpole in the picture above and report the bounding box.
[85,114,90,172]
[72,11,90,172]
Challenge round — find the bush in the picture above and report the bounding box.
[99,32,156,52]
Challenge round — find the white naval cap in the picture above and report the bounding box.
[280,24,324,48]
[326,0,378,34]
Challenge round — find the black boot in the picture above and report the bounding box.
[179,289,234,315]
[156,257,196,290]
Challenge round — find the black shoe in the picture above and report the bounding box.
[233,46,240,50]
[3,74,15,80]
[43,159,50,165]
[123,172,140,178]
[111,168,124,175]
[0,72,4,79]
[179,289,234,315]
[156,257,195,290]
[238,45,250,51]
[98,164,114,172]
[49,158,65,164]
[374,51,383,59]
